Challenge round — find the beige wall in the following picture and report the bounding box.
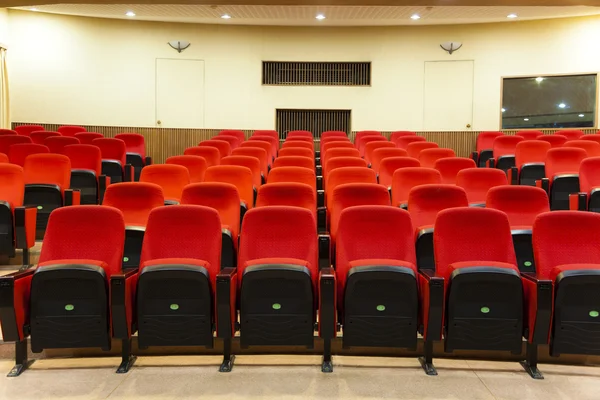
[6,10,600,131]
[0,9,9,47]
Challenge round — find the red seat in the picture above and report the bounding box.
[166,155,208,183]
[364,141,395,166]
[14,125,44,136]
[278,147,313,160]
[555,130,584,141]
[391,167,441,208]
[241,141,274,166]
[74,132,103,145]
[256,182,316,217]
[267,166,316,194]
[330,183,390,242]
[408,185,468,271]
[516,130,543,141]
[0,206,130,374]
[93,138,131,183]
[418,148,456,168]
[530,211,600,363]
[321,140,354,159]
[325,157,368,181]
[0,135,32,155]
[488,135,524,171]
[578,157,600,212]
[249,135,279,159]
[472,131,503,167]
[282,140,313,151]
[0,164,36,266]
[205,165,254,212]
[181,182,241,269]
[370,148,409,174]
[63,144,105,205]
[536,134,567,148]
[564,140,600,157]
[199,139,231,158]
[272,156,314,170]
[390,131,416,142]
[44,136,80,154]
[115,133,151,181]
[322,148,360,177]
[580,134,600,145]
[510,140,551,186]
[335,205,418,350]
[185,146,221,167]
[252,130,279,141]
[394,136,426,149]
[221,155,262,188]
[434,157,476,184]
[232,147,269,178]
[486,186,549,273]
[30,131,61,145]
[0,153,7,163]
[103,182,164,269]
[354,131,381,148]
[320,136,351,148]
[219,130,246,142]
[406,142,438,159]
[421,208,522,372]
[135,205,222,349]
[8,143,49,167]
[0,129,17,136]
[542,147,587,210]
[216,135,242,151]
[140,164,190,204]
[321,131,348,140]
[23,154,78,239]
[57,126,86,137]
[378,157,420,189]
[357,136,387,158]
[287,130,313,138]
[285,136,314,144]
[456,168,507,206]
[326,167,377,211]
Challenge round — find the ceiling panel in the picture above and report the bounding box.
[10,4,600,26]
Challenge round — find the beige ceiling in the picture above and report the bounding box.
[4,0,600,5]
[10,5,600,25]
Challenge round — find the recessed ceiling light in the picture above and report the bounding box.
[221,14,231,19]
[524,118,530,121]
[535,77,544,82]
[411,14,421,20]
[501,108,506,113]
[30,7,38,11]
[315,14,326,20]
[125,11,136,17]
[507,14,518,19]
[579,114,585,117]
[558,103,567,109]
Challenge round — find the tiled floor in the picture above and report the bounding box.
[0,356,599,400]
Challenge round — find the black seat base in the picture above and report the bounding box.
[416,230,434,271]
[342,266,418,350]
[29,264,111,353]
[137,265,214,349]
[0,202,15,259]
[24,184,63,240]
[240,264,314,348]
[445,267,523,354]
[123,228,145,269]
[71,170,98,205]
[512,231,535,273]
[550,175,580,211]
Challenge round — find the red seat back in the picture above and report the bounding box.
[354,131,381,147]
[216,135,242,151]
[370,148,409,174]
[250,135,279,158]
[492,135,524,160]
[272,156,314,170]
[394,136,426,149]
[232,147,269,176]
[63,144,102,176]
[221,155,262,188]
[103,182,164,227]
[256,182,316,216]
[536,134,567,148]
[321,140,354,157]
[406,142,438,159]
[268,166,316,192]
[418,148,456,168]
[14,125,44,137]
[564,140,600,157]
[325,157,368,178]
[364,141,395,165]
[140,164,190,203]
[486,186,549,228]
[434,208,516,281]
[516,130,543,141]
[219,130,246,142]
[184,146,221,167]
[580,134,600,145]
[579,157,600,194]
[278,147,313,159]
[456,168,508,205]
[0,135,32,154]
[30,131,61,145]
[23,154,71,191]
[408,185,469,232]
[287,130,313,138]
[0,129,17,136]
[39,206,125,277]
[204,165,254,208]
[514,140,551,168]
[321,131,348,140]
[434,157,476,184]
[252,130,279,141]
[378,157,420,188]
[544,148,587,183]
[115,133,146,158]
[199,139,231,158]
[0,164,25,208]
[241,141,273,165]
[555,130,584,141]
[44,136,80,154]
[326,167,377,208]
[57,126,86,137]
[74,132,103,145]
[391,167,441,207]
[166,155,208,183]
[282,140,313,151]
[93,138,126,165]
[8,143,49,167]
[476,131,503,153]
[357,136,387,157]
[390,131,416,142]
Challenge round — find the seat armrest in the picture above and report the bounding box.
[418,269,444,341]
[318,207,327,234]
[471,151,478,165]
[14,206,37,254]
[123,164,134,182]
[486,158,495,168]
[318,234,331,270]
[521,272,553,344]
[569,192,587,211]
[216,267,237,338]
[144,156,152,166]
[508,167,518,185]
[64,189,81,206]
[98,175,109,204]
[0,268,36,342]
[111,268,139,339]
[535,178,550,194]
[318,267,336,340]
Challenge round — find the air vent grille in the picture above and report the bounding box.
[263,62,371,86]
[276,109,351,139]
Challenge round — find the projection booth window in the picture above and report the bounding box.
[501,74,597,129]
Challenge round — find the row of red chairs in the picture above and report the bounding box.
[1,200,599,378]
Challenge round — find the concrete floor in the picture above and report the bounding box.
[0,355,599,400]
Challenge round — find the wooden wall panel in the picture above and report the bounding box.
[12,122,598,161]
